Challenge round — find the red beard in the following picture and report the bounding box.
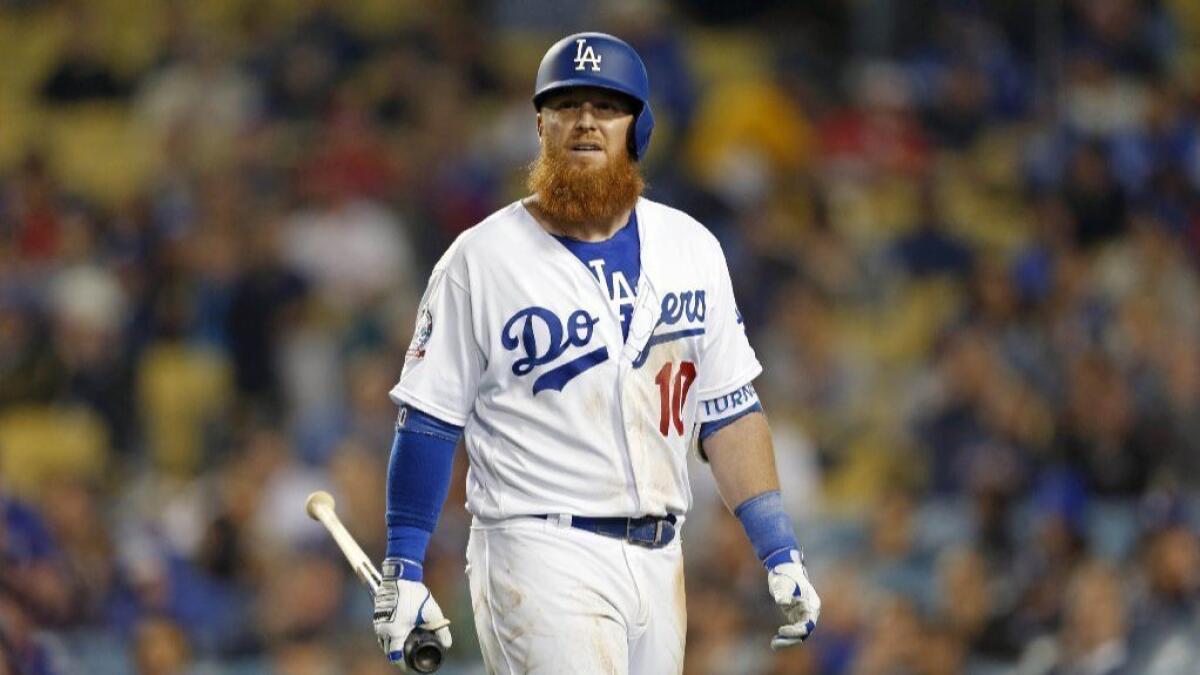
[526,144,644,226]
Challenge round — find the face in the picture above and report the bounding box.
[537,86,636,168]
[527,86,645,226]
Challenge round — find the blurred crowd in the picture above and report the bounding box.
[2,0,1199,673]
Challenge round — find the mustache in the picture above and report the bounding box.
[568,135,605,146]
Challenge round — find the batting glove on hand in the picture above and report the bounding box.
[765,548,821,650]
[373,558,452,670]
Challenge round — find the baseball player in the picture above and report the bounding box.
[372,32,821,674]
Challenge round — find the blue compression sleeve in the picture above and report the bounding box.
[385,405,463,580]
[734,490,800,566]
[699,401,763,441]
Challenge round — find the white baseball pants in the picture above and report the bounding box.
[465,515,686,675]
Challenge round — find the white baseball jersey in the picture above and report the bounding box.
[390,197,761,519]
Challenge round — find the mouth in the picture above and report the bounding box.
[570,142,603,154]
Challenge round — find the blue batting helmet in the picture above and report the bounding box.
[533,32,655,161]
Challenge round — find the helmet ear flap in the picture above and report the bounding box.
[633,103,654,161]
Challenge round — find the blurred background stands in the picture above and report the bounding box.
[2,0,1199,673]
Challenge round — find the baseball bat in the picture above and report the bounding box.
[305,490,445,673]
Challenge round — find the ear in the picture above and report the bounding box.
[536,112,543,138]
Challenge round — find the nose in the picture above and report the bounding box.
[573,103,598,128]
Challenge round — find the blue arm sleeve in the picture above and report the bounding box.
[734,490,800,566]
[385,405,463,580]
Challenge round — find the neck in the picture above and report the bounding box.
[523,196,633,242]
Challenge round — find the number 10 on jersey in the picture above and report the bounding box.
[654,361,696,436]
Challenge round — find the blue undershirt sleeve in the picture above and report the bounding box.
[385,405,463,580]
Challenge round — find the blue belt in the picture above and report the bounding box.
[537,514,678,549]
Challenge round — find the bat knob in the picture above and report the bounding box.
[305,490,336,520]
[405,629,444,673]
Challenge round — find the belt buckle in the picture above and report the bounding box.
[626,518,664,548]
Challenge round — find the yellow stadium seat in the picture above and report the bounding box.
[0,6,68,96]
[845,277,964,369]
[0,99,40,170]
[43,103,155,205]
[137,342,233,477]
[0,406,109,499]
[686,29,772,83]
[822,424,921,516]
[687,77,814,184]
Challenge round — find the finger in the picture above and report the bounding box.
[417,595,447,626]
[416,598,453,647]
[772,590,800,607]
[769,583,800,606]
[781,619,816,636]
[771,623,816,650]
[771,634,806,651]
[805,603,822,624]
[433,624,453,649]
[379,634,404,664]
[768,577,802,605]
[776,620,816,641]
[420,616,452,632]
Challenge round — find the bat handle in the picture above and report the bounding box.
[356,560,382,598]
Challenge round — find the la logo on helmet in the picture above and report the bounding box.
[573,38,602,71]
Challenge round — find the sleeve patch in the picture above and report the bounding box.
[406,306,433,360]
[697,382,760,423]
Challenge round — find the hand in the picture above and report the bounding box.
[765,548,820,650]
[373,558,452,669]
